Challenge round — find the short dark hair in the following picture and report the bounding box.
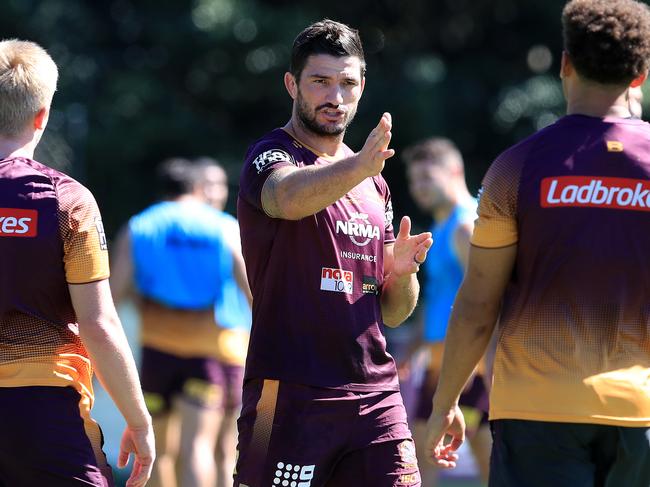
[402,137,463,169]
[156,157,194,198]
[290,19,366,81]
[563,0,650,84]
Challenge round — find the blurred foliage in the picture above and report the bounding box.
[3,0,648,234]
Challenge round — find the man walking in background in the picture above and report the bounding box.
[427,1,650,486]
[110,158,251,487]
[0,39,154,487]
[404,137,490,486]
[193,157,252,487]
[235,19,432,487]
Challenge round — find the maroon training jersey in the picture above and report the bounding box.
[0,157,109,400]
[473,115,650,426]
[238,129,398,391]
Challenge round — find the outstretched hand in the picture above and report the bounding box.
[357,112,395,177]
[425,405,466,469]
[391,215,433,277]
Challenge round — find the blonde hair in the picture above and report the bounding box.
[0,39,58,137]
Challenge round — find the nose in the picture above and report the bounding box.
[326,85,344,106]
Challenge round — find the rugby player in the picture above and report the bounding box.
[404,137,490,486]
[235,19,432,487]
[193,157,251,487]
[426,1,650,486]
[0,39,154,486]
[110,158,251,487]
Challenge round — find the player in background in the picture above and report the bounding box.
[192,157,252,487]
[235,19,433,487]
[403,137,490,486]
[426,1,650,486]
[110,158,251,487]
[0,39,154,487]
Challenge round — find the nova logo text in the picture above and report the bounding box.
[320,267,353,295]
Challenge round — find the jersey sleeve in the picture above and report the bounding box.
[471,149,522,248]
[239,140,296,212]
[375,175,395,244]
[57,179,110,284]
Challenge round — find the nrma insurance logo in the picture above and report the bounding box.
[336,212,380,247]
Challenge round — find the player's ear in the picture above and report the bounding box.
[360,76,366,96]
[284,72,298,100]
[33,107,49,130]
[560,50,573,80]
[630,71,648,88]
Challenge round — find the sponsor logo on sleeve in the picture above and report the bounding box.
[252,149,293,174]
[0,208,38,237]
[320,267,353,294]
[273,462,315,487]
[362,276,379,295]
[385,200,394,228]
[335,212,381,247]
[476,186,484,206]
[95,217,108,250]
[541,176,650,212]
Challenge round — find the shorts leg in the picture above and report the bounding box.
[325,439,420,487]
[222,363,245,410]
[0,386,113,487]
[234,380,356,487]
[489,419,596,487]
[604,426,650,487]
[140,347,180,415]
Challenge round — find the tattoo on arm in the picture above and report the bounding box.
[261,170,284,218]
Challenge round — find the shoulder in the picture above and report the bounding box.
[491,118,566,174]
[371,173,391,197]
[245,129,298,166]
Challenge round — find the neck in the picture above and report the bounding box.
[566,80,634,118]
[174,194,200,203]
[285,117,345,158]
[0,133,37,160]
[432,186,472,222]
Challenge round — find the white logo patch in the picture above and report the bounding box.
[320,267,353,294]
[95,217,108,250]
[252,149,291,174]
[385,200,394,228]
[273,462,316,486]
[335,212,381,247]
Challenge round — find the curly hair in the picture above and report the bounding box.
[563,0,650,84]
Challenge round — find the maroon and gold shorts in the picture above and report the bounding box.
[234,379,421,487]
[0,386,113,486]
[140,346,244,415]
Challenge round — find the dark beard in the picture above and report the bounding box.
[296,94,356,137]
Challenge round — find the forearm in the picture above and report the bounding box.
[80,311,150,428]
[263,156,367,220]
[431,289,499,413]
[381,272,419,327]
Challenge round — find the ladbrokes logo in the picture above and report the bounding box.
[320,267,353,294]
[0,208,38,237]
[541,176,650,212]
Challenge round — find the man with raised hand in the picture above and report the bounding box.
[235,19,432,487]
